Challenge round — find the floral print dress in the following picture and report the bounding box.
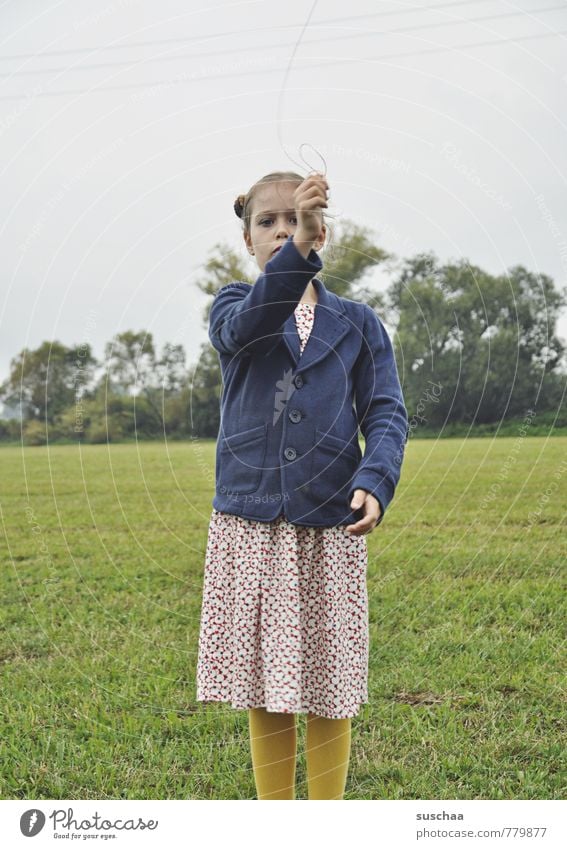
[196,301,369,719]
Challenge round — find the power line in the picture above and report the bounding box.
[0,3,564,79]
[0,0,503,61]
[0,24,565,102]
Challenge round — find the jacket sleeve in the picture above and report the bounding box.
[348,305,409,526]
[208,235,323,355]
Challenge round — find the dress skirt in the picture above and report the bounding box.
[195,302,370,720]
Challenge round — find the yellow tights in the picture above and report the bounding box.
[248,707,352,800]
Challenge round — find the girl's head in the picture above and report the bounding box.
[234,171,327,271]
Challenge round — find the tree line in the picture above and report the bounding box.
[1,219,565,445]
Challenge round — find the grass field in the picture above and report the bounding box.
[1,435,565,800]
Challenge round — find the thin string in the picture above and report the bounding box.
[298,142,327,177]
[275,0,327,178]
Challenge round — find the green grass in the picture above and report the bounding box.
[1,436,565,799]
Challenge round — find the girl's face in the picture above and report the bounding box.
[244,180,326,271]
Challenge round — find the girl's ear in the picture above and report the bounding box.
[315,223,327,250]
[243,232,254,255]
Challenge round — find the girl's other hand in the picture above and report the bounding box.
[293,172,329,243]
[345,489,382,535]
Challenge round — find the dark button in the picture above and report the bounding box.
[294,374,304,389]
[284,447,297,461]
[288,409,302,423]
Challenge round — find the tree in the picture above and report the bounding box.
[101,331,188,434]
[389,253,567,425]
[0,341,97,424]
[195,240,249,332]
[185,344,223,438]
[103,331,156,395]
[320,219,392,311]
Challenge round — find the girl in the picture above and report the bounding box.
[196,171,408,800]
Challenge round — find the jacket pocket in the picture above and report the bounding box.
[310,428,361,506]
[218,423,267,495]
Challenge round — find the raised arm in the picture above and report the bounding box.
[208,234,322,356]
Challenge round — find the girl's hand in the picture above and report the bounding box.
[345,489,382,535]
[293,172,329,243]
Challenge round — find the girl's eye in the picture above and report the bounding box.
[259,217,297,226]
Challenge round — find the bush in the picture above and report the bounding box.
[23,420,47,446]
[86,415,125,444]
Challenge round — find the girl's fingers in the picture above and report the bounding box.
[297,198,328,211]
[300,179,327,191]
[297,185,328,202]
[298,192,327,206]
[302,174,329,189]
[296,180,330,202]
[302,198,328,209]
[295,178,329,211]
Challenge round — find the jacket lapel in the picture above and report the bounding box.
[282,277,351,373]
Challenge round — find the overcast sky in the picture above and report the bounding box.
[1,0,566,393]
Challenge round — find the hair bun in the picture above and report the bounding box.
[233,194,246,219]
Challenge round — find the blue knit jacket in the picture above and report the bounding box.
[208,234,409,527]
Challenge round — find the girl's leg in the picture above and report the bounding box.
[305,713,352,800]
[248,707,297,800]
